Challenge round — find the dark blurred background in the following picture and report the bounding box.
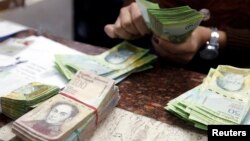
[73,0,124,48]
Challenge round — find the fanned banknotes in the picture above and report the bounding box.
[1,82,59,119]
[136,0,204,43]
[13,70,120,141]
[55,41,157,83]
[165,65,250,130]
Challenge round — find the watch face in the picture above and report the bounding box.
[199,45,219,60]
[211,31,219,38]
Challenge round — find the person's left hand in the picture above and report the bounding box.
[151,26,212,64]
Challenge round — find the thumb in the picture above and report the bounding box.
[104,24,117,38]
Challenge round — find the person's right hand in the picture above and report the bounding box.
[104,2,150,40]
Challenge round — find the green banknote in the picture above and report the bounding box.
[195,65,250,124]
[95,41,149,70]
[1,82,59,119]
[114,64,154,83]
[136,0,159,26]
[55,54,113,80]
[165,65,250,130]
[206,65,250,98]
[55,41,156,83]
[136,0,204,43]
[105,54,157,80]
[148,7,203,43]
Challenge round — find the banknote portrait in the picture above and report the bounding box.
[105,47,135,64]
[73,60,112,75]
[216,72,245,91]
[23,102,79,137]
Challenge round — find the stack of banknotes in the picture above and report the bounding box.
[1,82,59,119]
[55,41,157,83]
[136,0,204,43]
[165,65,250,130]
[13,70,120,141]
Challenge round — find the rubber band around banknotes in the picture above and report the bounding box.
[59,92,99,126]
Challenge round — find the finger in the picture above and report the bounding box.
[152,36,176,59]
[156,36,194,55]
[155,45,192,63]
[114,17,135,40]
[152,36,193,63]
[104,24,118,38]
[152,35,177,56]
[130,3,150,36]
[119,6,140,35]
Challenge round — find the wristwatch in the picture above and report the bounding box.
[199,27,219,60]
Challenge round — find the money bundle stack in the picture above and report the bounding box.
[165,65,250,130]
[55,41,157,83]
[1,82,59,119]
[136,0,204,43]
[13,70,120,141]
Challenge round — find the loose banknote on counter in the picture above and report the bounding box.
[55,41,157,84]
[136,0,204,43]
[165,65,250,130]
[13,70,120,141]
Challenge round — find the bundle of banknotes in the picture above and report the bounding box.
[55,41,157,84]
[165,65,250,130]
[1,82,59,119]
[136,0,204,43]
[13,70,120,141]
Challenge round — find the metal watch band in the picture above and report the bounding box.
[199,27,220,60]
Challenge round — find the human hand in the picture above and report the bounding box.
[104,2,150,40]
[151,26,214,64]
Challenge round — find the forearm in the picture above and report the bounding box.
[199,26,250,51]
[223,27,250,49]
